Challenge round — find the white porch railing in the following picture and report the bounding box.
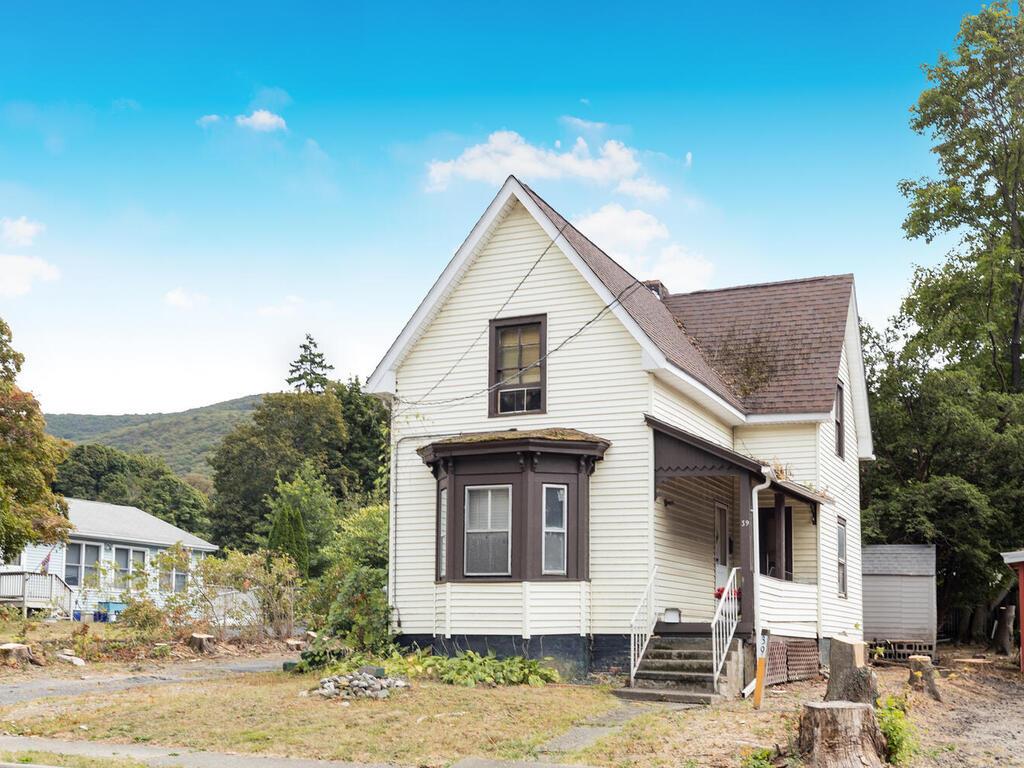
[628,566,658,686]
[0,571,74,618]
[711,566,740,691]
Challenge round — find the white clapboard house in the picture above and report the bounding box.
[367,177,872,702]
[1,498,216,619]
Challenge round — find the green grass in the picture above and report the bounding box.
[0,751,154,767]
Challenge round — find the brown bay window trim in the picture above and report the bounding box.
[420,431,608,583]
[835,380,845,459]
[488,314,547,417]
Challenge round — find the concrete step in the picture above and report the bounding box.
[650,636,713,651]
[633,670,716,691]
[645,648,713,661]
[612,687,720,706]
[637,658,713,673]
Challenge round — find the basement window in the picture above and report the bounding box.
[489,315,546,416]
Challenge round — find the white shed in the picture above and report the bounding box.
[862,544,937,658]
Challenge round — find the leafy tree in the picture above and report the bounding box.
[329,377,390,496]
[209,391,351,550]
[265,460,338,576]
[268,496,309,577]
[0,317,71,562]
[899,1,1024,389]
[287,334,334,393]
[54,443,209,534]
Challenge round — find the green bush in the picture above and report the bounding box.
[295,635,351,672]
[428,650,560,687]
[876,695,917,765]
[739,748,774,768]
[325,565,389,653]
[118,597,165,640]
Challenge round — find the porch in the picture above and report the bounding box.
[628,416,825,695]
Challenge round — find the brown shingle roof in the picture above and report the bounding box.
[663,275,853,414]
[518,181,745,412]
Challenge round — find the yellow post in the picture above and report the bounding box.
[753,628,769,709]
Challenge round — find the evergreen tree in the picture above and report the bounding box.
[287,334,334,393]
[264,460,338,576]
[268,492,309,577]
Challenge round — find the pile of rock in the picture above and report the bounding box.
[313,666,409,701]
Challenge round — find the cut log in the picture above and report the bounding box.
[994,605,1016,656]
[824,638,879,705]
[285,638,305,652]
[798,701,887,768]
[0,642,32,667]
[907,655,941,701]
[187,633,217,654]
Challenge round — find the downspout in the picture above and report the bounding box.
[743,464,776,698]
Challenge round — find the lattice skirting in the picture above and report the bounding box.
[766,637,820,685]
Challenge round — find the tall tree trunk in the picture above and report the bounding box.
[970,602,989,643]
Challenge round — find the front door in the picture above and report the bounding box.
[715,502,730,588]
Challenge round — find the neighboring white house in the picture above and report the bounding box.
[367,176,873,700]
[1,498,217,618]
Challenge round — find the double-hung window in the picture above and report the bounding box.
[542,485,567,575]
[114,547,146,590]
[837,517,848,598]
[464,486,512,576]
[490,316,545,416]
[159,558,190,593]
[64,542,100,587]
[438,488,448,579]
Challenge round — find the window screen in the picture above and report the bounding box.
[542,485,567,575]
[464,486,511,575]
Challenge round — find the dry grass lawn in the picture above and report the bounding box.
[0,751,150,767]
[0,671,616,767]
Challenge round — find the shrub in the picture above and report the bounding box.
[118,597,165,640]
[428,650,560,687]
[296,635,351,672]
[876,695,917,765]
[326,565,389,653]
[739,748,774,768]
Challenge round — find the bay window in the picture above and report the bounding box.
[542,485,567,575]
[464,486,512,576]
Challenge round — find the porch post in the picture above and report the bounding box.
[738,473,754,634]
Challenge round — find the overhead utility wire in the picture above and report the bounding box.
[393,276,646,411]
[392,222,569,412]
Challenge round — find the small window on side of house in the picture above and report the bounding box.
[65,542,82,586]
[438,488,448,579]
[835,381,845,459]
[837,517,848,598]
[489,316,546,416]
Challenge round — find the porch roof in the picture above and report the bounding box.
[644,414,830,508]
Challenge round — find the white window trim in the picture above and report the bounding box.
[159,557,191,593]
[464,484,513,577]
[65,539,104,588]
[837,517,848,599]
[542,484,568,576]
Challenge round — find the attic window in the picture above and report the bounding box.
[489,315,546,417]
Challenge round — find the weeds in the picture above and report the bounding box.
[876,694,917,765]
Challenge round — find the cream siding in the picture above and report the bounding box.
[390,201,652,637]
[735,423,818,485]
[818,343,864,640]
[654,476,739,622]
[651,378,733,448]
[760,577,818,639]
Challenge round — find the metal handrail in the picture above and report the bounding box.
[711,566,740,691]
[628,566,658,686]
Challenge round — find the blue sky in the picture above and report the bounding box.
[1,1,971,413]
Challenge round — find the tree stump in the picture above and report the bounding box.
[187,633,217,654]
[0,642,32,667]
[824,638,879,705]
[798,701,887,768]
[907,655,941,701]
[994,605,1016,656]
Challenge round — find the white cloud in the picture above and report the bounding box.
[1,216,45,246]
[195,114,221,127]
[684,151,693,168]
[579,98,591,105]
[559,115,607,132]
[615,176,670,201]
[0,254,60,297]
[427,131,640,191]
[163,287,207,310]
[235,109,287,132]
[258,295,304,317]
[572,204,713,293]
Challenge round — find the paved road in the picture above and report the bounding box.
[0,654,293,706]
